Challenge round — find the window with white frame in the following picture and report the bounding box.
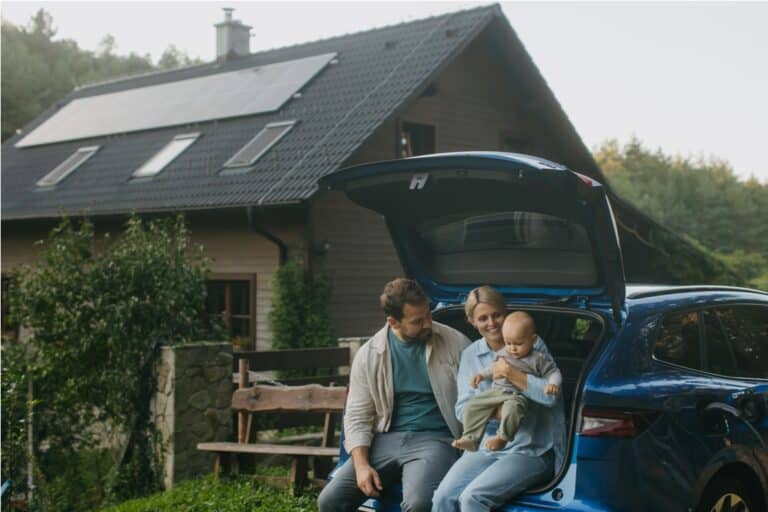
[36,146,100,187]
[131,132,200,179]
[222,121,295,170]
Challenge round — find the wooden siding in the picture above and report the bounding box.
[188,208,305,350]
[309,190,402,338]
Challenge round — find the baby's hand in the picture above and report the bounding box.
[545,383,559,395]
[471,373,484,389]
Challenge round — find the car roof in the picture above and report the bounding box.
[626,284,768,300]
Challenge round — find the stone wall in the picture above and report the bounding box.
[153,342,232,488]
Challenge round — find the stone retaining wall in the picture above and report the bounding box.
[153,342,232,488]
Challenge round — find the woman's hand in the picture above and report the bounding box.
[491,358,528,391]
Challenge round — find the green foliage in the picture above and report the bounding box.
[4,215,223,511]
[99,475,319,512]
[596,138,768,289]
[1,341,31,492]
[268,259,336,351]
[1,9,202,140]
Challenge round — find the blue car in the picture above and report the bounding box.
[320,152,768,512]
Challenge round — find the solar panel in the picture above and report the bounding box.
[36,146,100,188]
[131,133,200,179]
[16,53,336,148]
[222,121,295,169]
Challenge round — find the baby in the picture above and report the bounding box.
[453,311,561,451]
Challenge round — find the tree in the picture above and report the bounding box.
[1,10,201,141]
[596,139,768,288]
[4,215,224,510]
[157,44,203,70]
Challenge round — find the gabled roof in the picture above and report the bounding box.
[2,4,504,220]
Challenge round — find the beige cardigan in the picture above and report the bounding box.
[343,321,471,453]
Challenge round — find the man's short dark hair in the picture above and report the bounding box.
[380,278,429,320]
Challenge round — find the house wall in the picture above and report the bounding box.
[309,28,545,338]
[1,208,305,350]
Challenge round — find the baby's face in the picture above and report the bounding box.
[503,330,535,359]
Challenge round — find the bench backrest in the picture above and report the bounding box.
[233,346,351,386]
[232,384,346,413]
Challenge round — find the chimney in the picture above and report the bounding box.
[215,7,251,59]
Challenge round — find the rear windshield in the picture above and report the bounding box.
[412,211,597,287]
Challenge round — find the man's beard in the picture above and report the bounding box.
[402,328,432,343]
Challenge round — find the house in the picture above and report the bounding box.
[1,5,729,349]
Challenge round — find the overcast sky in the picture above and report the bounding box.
[3,1,767,183]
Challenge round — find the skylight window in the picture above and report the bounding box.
[222,121,295,169]
[131,132,200,179]
[36,146,99,187]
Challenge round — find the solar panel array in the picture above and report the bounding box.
[16,53,336,148]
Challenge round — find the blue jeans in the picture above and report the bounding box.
[319,431,458,512]
[431,450,553,512]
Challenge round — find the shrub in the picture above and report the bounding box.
[268,258,336,351]
[4,215,224,510]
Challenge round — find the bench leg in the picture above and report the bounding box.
[290,456,309,496]
[313,456,333,480]
[214,453,233,479]
[237,453,255,475]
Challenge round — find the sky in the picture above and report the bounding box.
[2,1,767,183]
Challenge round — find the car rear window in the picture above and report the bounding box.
[653,311,702,370]
[414,211,598,287]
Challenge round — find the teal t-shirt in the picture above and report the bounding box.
[387,328,451,434]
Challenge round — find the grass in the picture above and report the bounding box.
[99,474,319,512]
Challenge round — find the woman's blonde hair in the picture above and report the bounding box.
[464,285,506,320]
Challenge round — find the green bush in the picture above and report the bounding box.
[4,215,224,510]
[268,258,336,351]
[99,475,319,512]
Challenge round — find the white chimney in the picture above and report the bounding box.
[215,8,251,59]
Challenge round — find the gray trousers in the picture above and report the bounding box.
[318,431,458,512]
[460,388,528,449]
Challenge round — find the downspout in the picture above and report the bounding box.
[246,206,287,264]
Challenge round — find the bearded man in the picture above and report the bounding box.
[318,278,470,512]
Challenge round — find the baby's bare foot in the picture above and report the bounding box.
[485,436,507,451]
[452,438,478,452]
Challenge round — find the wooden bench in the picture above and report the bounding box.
[197,347,349,492]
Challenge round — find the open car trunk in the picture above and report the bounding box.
[432,304,604,490]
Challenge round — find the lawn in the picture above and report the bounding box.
[100,475,319,512]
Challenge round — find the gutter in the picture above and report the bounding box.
[245,206,287,264]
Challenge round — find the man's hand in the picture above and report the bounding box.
[354,464,383,497]
[545,383,559,395]
[471,373,484,389]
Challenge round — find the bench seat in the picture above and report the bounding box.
[197,442,338,457]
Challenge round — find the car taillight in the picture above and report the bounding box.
[579,407,658,438]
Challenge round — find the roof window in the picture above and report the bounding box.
[131,132,200,179]
[36,146,100,188]
[222,121,295,170]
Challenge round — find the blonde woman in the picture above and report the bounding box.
[432,286,565,512]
